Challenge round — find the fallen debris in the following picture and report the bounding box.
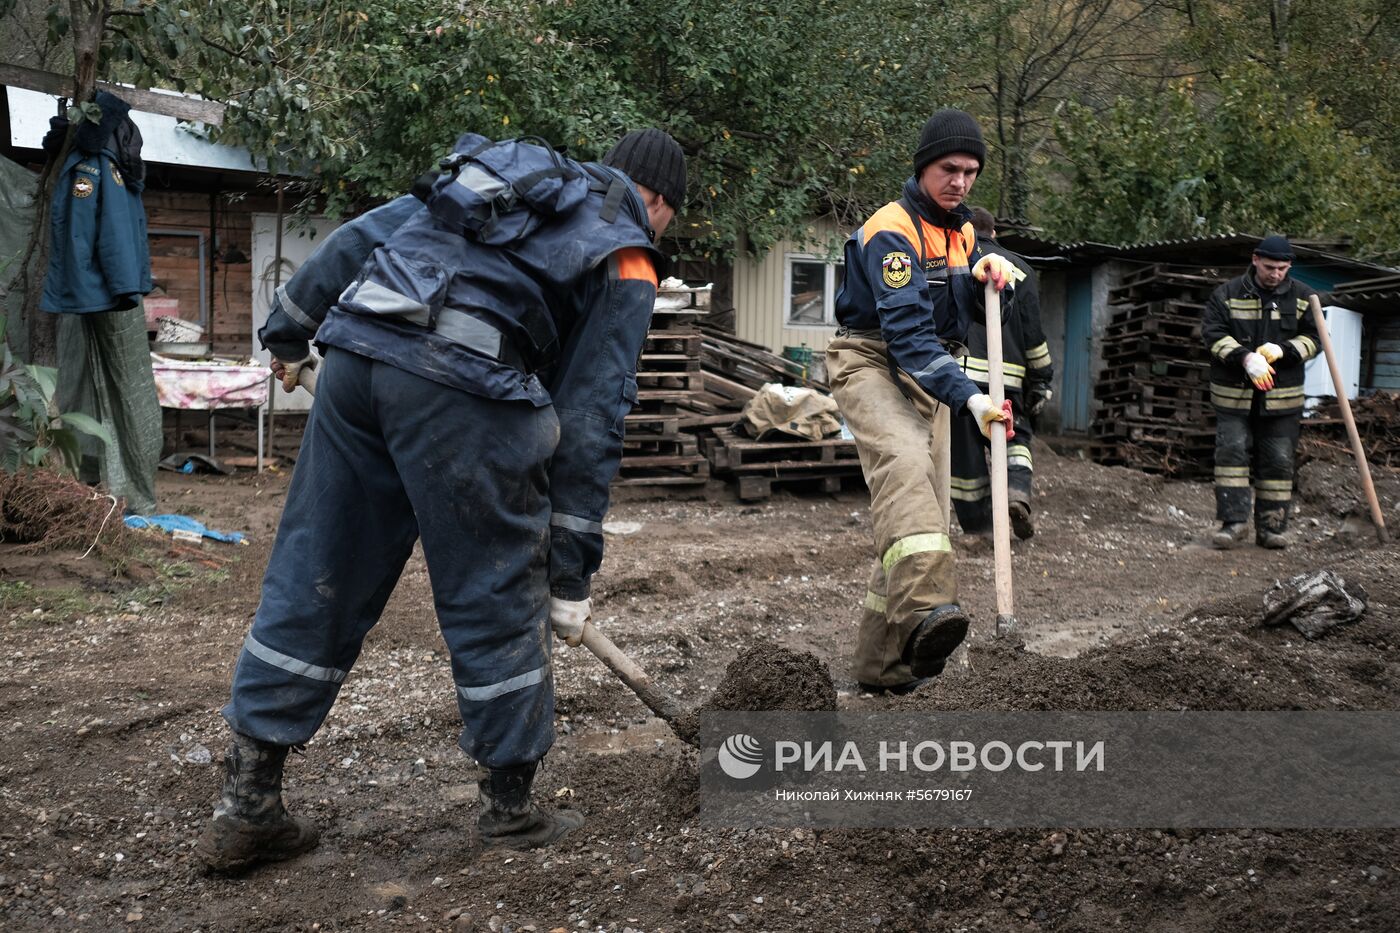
[1261,569,1367,639]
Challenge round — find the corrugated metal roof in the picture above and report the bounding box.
[995,230,1398,282]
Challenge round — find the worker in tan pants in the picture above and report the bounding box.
[827,108,1015,693]
[829,337,960,687]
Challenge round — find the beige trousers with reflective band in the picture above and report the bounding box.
[827,335,957,687]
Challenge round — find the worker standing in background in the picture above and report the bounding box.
[195,129,686,870]
[1202,235,1320,550]
[826,108,1015,696]
[949,206,1053,540]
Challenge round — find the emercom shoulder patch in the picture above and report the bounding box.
[882,251,913,288]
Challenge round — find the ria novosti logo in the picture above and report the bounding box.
[717,734,764,779]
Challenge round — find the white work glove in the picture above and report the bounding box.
[1242,352,1275,391]
[1256,342,1283,364]
[549,597,592,647]
[966,394,1016,441]
[270,354,316,393]
[971,254,1018,292]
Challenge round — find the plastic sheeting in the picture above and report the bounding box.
[1,154,161,514]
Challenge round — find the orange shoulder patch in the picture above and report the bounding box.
[861,202,920,255]
[614,248,658,286]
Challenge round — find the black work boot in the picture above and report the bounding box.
[1256,509,1289,549]
[194,732,320,873]
[1008,498,1035,540]
[903,605,970,678]
[478,762,584,850]
[1211,522,1249,550]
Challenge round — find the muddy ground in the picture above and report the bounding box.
[1,437,1397,931]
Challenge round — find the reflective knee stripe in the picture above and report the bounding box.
[244,635,348,684]
[1211,336,1243,360]
[950,475,991,502]
[275,284,319,332]
[1214,465,1250,488]
[1025,342,1052,369]
[882,533,951,572]
[1288,335,1318,361]
[863,590,887,614]
[457,664,549,702]
[1007,444,1033,469]
[550,512,603,535]
[1255,478,1293,501]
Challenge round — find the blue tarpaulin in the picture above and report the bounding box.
[124,513,245,544]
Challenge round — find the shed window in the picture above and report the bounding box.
[785,254,844,326]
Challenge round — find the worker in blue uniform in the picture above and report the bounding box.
[195,129,686,870]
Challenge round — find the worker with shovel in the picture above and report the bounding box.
[1203,235,1320,550]
[826,109,1016,695]
[950,206,1053,541]
[194,129,686,870]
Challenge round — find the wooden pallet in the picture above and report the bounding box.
[735,470,865,501]
[1101,337,1203,363]
[707,427,860,472]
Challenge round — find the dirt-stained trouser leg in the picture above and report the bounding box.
[828,336,958,688]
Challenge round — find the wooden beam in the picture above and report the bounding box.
[0,62,226,125]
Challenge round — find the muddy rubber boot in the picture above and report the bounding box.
[1256,509,1289,549]
[194,732,320,873]
[1008,499,1035,540]
[904,605,970,678]
[1211,522,1249,550]
[478,762,584,850]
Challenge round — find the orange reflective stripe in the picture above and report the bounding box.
[861,202,921,254]
[613,247,658,286]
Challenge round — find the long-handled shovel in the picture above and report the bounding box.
[984,282,1018,636]
[292,364,699,742]
[1307,295,1388,544]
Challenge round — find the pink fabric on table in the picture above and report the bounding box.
[150,357,270,410]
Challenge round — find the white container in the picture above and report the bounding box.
[155,316,205,344]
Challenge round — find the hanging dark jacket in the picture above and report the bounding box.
[40,91,151,314]
[1202,270,1320,416]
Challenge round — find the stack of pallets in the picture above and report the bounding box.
[703,426,863,501]
[615,284,713,490]
[1090,265,1223,477]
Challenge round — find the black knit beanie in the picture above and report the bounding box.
[912,109,986,176]
[603,128,687,210]
[1254,235,1295,260]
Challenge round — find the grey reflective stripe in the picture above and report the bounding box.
[551,512,603,535]
[457,664,548,702]
[276,284,319,332]
[455,163,508,199]
[435,309,504,359]
[912,355,960,380]
[352,281,433,325]
[244,635,347,684]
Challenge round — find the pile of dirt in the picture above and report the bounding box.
[0,468,134,559]
[673,643,837,742]
[897,611,1396,714]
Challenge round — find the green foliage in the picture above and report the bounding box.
[1044,68,1400,260]
[0,323,113,474]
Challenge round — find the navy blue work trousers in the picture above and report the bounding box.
[222,347,560,769]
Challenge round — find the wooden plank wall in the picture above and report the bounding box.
[144,189,279,356]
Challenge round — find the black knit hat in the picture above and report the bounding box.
[604,128,687,211]
[913,109,986,176]
[1254,235,1295,260]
